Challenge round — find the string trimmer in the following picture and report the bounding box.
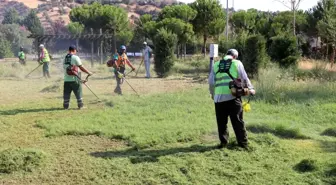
[117,71,139,96]
[75,74,101,101]
[25,63,42,78]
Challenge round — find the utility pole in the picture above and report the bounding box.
[226,0,229,40]
[292,0,296,36]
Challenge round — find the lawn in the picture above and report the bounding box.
[0,59,335,185]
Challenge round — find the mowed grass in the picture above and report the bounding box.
[0,60,335,184]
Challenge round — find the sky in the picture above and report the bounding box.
[179,0,319,12]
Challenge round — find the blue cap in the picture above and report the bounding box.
[120,45,126,50]
[69,45,77,51]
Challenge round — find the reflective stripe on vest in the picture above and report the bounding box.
[42,48,50,62]
[214,59,239,95]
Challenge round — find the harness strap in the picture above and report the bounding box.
[216,59,235,80]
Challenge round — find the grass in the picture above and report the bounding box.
[322,128,336,137]
[0,148,46,173]
[0,60,335,184]
[294,159,319,173]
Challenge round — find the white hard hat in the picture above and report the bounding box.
[227,49,238,57]
[143,42,147,45]
[39,44,44,48]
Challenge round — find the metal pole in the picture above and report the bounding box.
[100,28,103,65]
[226,0,229,40]
[90,28,94,68]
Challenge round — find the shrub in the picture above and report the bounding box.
[243,34,269,77]
[269,35,299,68]
[218,33,268,78]
[153,28,178,78]
[280,56,299,68]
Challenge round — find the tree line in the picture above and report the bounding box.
[1,0,335,77]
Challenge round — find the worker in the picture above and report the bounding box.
[38,44,51,78]
[142,42,153,78]
[63,45,93,110]
[208,49,256,149]
[18,47,26,65]
[112,45,135,95]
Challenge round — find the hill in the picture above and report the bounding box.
[0,0,182,34]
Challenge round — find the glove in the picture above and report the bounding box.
[132,67,135,71]
[249,89,256,96]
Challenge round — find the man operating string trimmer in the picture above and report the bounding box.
[63,45,93,110]
[107,45,136,95]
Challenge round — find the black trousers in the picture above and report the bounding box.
[214,98,248,147]
[63,81,83,109]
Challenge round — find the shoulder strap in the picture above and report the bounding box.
[216,58,235,80]
[64,54,72,65]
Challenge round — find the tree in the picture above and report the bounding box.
[158,4,197,22]
[0,24,32,54]
[0,36,14,59]
[317,0,336,64]
[158,4,197,58]
[69,2,133,51]
[190,0,226,56]
[2,8,20,24]
[274,0,304,35]
[230,9,258,35]
[135,14,153,42]
[23,10,44,35]
[67,22,85,48]
[153,28,178,77]
[156,18,194,58]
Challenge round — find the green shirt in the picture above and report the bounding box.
[63,54,82,82]
[18,51,25,59]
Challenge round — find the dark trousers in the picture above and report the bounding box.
[43,62,50,78]
[114,67,125,94]
[19,59,26,65]
[63,81,83,109]
[214,98,248,147]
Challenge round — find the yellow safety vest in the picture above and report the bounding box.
[214,57,239,95]
[42,48,50,62]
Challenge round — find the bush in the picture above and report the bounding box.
[269,35,299,68]
[243,34,269,77]
[153,28,178,78]
[218,33,268,78]
[280,56,299,68]
[0,148,46,173]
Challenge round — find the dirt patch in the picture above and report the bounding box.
[299,59,336,72]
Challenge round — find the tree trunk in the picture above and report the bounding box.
[113,28,116,54]
[176,44,179,58]
[184,43,186,59]
[293,8,296,36]
[203,34,207,57]
[331,44,335,65]
[325,43,329,62]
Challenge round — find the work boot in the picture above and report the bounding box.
[216,142,227,149]
[114,87,122,95]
